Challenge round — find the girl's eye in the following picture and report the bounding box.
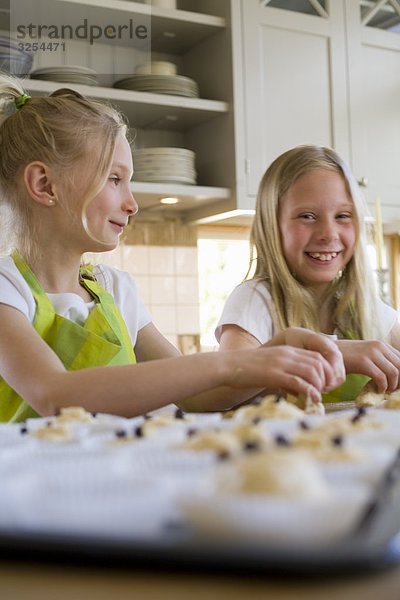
[110,176,121,186]
[299,213,315,220]
[337,213,352,220]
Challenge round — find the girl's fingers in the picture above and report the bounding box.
[287,330,345,389]
[275,349,331,392]
[369,355,400,392]
[233,346,338,394]
[283,375,322,404]
[361,344,400,392]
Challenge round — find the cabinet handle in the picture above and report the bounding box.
[358,177,368,187]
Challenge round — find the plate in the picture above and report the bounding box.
[114,74,199,98]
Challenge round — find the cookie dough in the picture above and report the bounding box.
[56,406,94,423]
[294,428,363,462]
[287,393,325,416]
[384,390,400,409]
[234,395,304,421]
[355,391,385,408]
[32,424,73,442]
[231,422,272,450]
[218,450,329,499]
[182,429,242,456]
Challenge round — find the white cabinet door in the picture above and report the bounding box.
[241,0,350,197]
[346,0,400,219]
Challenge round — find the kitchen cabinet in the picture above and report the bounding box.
[346,0,400,219]
[8,0,400,222]
[13,0,236,221]
[239,0,349,198]
[237,0,400,221]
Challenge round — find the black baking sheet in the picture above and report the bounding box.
[1,501,400,576]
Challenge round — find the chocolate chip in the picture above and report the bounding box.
[134,425,144,438]
[332,435,344,447]
[186,428,198,437]
[174,408,185,420]
[217,450,231,461]
[143,414,152,421]
[351,406,367,424]
[243,440,260,452]
[299,420,310,430]
[275,434,291,447]
[20,426,28,435]
[274,395,282,404]
[252,417,262,425]
[115,429,127,439]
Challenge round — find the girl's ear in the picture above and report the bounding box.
[23,162,58,206]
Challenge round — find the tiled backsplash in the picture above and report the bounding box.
[88,242,200,350]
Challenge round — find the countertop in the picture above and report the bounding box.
[2,559,400,600]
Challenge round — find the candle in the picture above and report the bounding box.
[375,196,384,270]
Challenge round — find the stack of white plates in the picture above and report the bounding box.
[133,147,196,184]
[114,74,198,98]
[0,36,33,76]
[29,65,98,86]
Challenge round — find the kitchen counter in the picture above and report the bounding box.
[2,559,400,600]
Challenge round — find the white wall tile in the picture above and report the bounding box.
[121,245,149,276]
[164,334,179,349]
[150,276,176,305]
[176,276,199,305]
[150,305,177,335]
[176,305,200,334]
[175,247,198,275]
[92,243,200,340]
[87,247,123,268]
[133,275,150,305]
[149,247,175,275]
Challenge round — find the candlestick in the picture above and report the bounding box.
[376,268,390,305]
[375,196,384,270]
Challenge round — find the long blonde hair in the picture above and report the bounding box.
[249,145,379,339]
[0,74,127,259]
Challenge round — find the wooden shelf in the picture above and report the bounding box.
[131,181,230,213]
[24,79,229,131]
[46,0,227,52]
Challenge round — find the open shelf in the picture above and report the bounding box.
[41,0,226,52]
[131,181,230,213]
[24,79,229,130]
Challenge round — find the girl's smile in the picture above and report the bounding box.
[109,220,127,234]
[278,168,356,296]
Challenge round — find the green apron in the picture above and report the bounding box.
[0,252,136,423]
[322,373,369,403]
[322,329,370,404]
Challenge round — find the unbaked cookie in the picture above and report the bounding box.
[217,450,329,498]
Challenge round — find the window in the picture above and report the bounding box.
[197,229,251,351]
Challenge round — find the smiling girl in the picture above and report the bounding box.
[0,79,346,422]
[216,145,400,402]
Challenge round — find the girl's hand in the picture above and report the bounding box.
[337,339,400,393]
[222,345,339,404]
[263,327,346,391]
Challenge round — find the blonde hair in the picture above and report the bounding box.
[0,73,128,259]
[249,145,379,339]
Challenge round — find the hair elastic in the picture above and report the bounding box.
[15,93,31,110]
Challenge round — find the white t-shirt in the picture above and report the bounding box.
[215,279,399,344]
[0,256,151,348]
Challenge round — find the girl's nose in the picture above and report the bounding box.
[316,219,338,241]
[125,192,139,216]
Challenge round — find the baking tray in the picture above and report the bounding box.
[1,452,400,576]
